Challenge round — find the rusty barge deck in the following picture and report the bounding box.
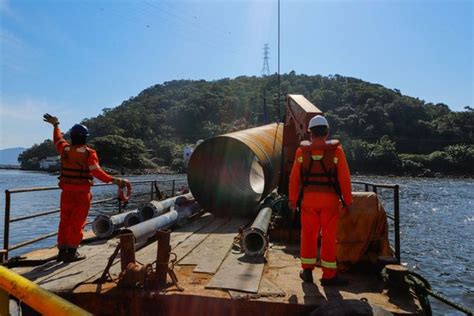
[11,213,422,315]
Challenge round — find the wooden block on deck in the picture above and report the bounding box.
[179,217,247,274]
[206,251,265,293]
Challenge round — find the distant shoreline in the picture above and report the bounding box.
[0,165,21,170]
[3,167,471,179]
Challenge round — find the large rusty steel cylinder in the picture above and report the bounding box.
[187,123,283,217]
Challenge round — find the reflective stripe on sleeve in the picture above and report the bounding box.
[321,260,337,269]
[333,157,339,164]
[297,156,303,163]
[301,257,317,265]
[89,164,99,171]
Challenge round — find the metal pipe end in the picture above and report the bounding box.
[140,206,155,220]
[124,213,142,228]
[188,137,265,216]
[92,215,114,238]
[242,228,267,257]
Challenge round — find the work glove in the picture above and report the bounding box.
[43,113,59,126]
[113,177,129,188]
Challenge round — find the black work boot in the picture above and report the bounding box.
[299,269,314,283]
[63,248,86,263]
[56,248,67,262]
[320,275,348,286]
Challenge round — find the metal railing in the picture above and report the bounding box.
[2,178,184,261]
[352,181,400,263]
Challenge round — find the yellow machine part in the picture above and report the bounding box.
[0,265,91,316]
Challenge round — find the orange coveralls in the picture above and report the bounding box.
[289,138,352,279]
[54,126,114,249]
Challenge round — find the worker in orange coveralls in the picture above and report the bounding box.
[288,115,352,286]
[43,113,130,263]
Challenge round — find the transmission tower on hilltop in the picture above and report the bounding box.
[261,43,270,76]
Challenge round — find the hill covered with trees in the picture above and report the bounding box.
[19,73,474,176]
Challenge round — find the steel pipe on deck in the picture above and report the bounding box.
[175,201,202,227]
[241,207,273,256]
[92,209,139,238]
[139,193,193,220]
[188,123,283,217]
[121,211,178,244]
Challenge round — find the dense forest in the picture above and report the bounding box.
[19,73,474,176]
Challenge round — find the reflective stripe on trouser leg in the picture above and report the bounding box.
[301,258,317,265]
[320,203,340,279]
[300,204,321,269]
[321,260,337,269]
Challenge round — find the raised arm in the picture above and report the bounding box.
[43,113,69,153]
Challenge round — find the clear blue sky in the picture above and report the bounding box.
[0,0,472,149]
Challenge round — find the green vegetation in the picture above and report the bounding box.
[19,73,473,176]
[18,140,56,169]
[88,135,155,170]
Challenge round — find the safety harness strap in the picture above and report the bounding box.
[297,148,347,209]
[317,159,346,209]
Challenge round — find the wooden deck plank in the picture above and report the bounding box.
[15,239,118,282]
[36,240,120,292]
[174,217,230,261]
[16,213,215,293]
[206,251,265,293]
[180,218,248,274]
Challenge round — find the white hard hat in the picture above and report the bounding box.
[308,115,329,129]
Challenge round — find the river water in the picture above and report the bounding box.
[0,170,472,314]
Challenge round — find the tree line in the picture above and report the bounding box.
[19,73,474,176]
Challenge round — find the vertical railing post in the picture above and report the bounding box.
[3,190,11,260]
[394,185,401,263]
[171,180,175,197]
[372,186,378,194]
[150,181,154,200]
[364,183,369,192]
[118,199,122,213]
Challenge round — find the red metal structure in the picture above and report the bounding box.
[279,94,323,195]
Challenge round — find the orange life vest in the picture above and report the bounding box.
[298,140,343,199]
[60,145,93,185]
